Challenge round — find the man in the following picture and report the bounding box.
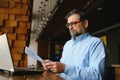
[42,9,106,80]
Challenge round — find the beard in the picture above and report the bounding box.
[70,30,81,37]
[69,27,86,38]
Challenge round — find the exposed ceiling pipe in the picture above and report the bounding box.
[48,0,62,21]
[91,23,120,35]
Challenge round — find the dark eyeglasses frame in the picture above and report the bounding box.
[66,20,81,28]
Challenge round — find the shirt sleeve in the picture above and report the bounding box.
[61,40,106,80]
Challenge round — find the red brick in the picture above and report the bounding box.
[18,22,26,27]
[12,53,22,60]
[17,34,26,40]
[13,40,26,47]
[16,3,22,8]
[9,1,15,8]
[8,39,13,47]
[11,47,24,54]
[0,8,27,15]
[13,60,19,68]
[0,14,3,25]
[3,14,8,20]
[23,4,28,9]
[15,26,27,34]
[9,14,15,20]
[13,0,21,3]
[16,15,29,21]
[0,1,9,8]
[19,60,24,67]
[22,0,28,4]
[4,21,17,27]
[1,27,14,33]
[7,33,16,40]
[27,22,30,29]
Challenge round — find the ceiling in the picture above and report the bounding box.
[31,0,120,42]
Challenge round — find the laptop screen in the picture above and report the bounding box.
[0,34,14,72]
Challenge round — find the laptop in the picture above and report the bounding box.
[0,34,44,75]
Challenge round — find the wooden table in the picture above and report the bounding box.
[105,65,120,80]
[0,71,64,80]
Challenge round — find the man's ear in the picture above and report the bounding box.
[83,20,89,28]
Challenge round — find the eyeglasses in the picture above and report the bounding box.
[66,20,81,28]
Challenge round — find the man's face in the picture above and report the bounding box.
[67,14,88,37]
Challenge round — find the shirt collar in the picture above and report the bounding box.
[71,32,89,42]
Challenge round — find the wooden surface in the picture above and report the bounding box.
[114,66,120,80]
[0,71,64,80]
[106,65,120,80]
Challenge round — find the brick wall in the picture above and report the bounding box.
[0,0,31,68]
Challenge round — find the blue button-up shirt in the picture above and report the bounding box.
[60,33,106,80]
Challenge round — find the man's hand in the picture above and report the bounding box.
[42,60,65,73]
